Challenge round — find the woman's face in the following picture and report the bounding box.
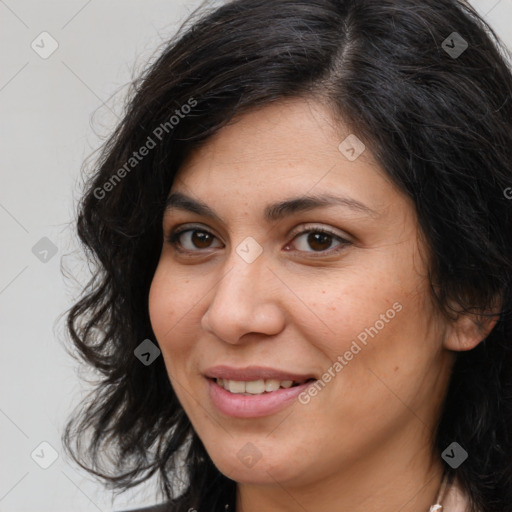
[148,98,454,490]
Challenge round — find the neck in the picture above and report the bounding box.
[235,426,445,512]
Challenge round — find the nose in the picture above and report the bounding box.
[200,249,286,344]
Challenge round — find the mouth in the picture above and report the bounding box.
[203,365,318,417]
[205,368,318,418]
[210,377,316,395]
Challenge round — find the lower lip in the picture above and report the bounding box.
[207,378,314,418]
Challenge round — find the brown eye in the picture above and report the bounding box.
[189,230,215,249]
[167,228,222,251]
[305,232,334,251]
[288,228,351,255]
[166,225,351,257]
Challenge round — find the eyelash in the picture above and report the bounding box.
[165,224,352,257]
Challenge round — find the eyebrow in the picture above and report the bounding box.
[164,191,379,223]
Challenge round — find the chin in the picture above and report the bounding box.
[207,446,303,485]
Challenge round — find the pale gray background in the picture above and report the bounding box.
[0,1,510,511]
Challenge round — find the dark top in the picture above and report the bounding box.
[117,503,172,512]
[116,476,474,511]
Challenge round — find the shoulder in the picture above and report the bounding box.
[116,503,173,512]
[116,490,197,512]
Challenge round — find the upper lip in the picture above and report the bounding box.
[204,365,316,382]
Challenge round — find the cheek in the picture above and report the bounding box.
[148,263,204,380]
[312,261,439,391]
[149,260,190,336]
[148,269,193,408]
[148,268,170,341]
[148,266,187,359]
[303,275,403,359]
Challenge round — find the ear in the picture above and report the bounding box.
[443,305,501,352]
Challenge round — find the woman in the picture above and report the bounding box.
[62,0,512,511]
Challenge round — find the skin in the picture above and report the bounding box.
[148,97,495,512]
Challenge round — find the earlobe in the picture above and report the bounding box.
[443,310,500,352]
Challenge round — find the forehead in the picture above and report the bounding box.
[167,97,413,231]
[178,97,369,170]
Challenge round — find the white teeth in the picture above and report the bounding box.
[245,379,266,394]
[228,380,246,393]
[264,379,281,392]
[216,378,303,394]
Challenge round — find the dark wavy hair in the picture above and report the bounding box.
[61,0,512,510]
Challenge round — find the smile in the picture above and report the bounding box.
[207,377,316,418]
[215,377,312,395]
